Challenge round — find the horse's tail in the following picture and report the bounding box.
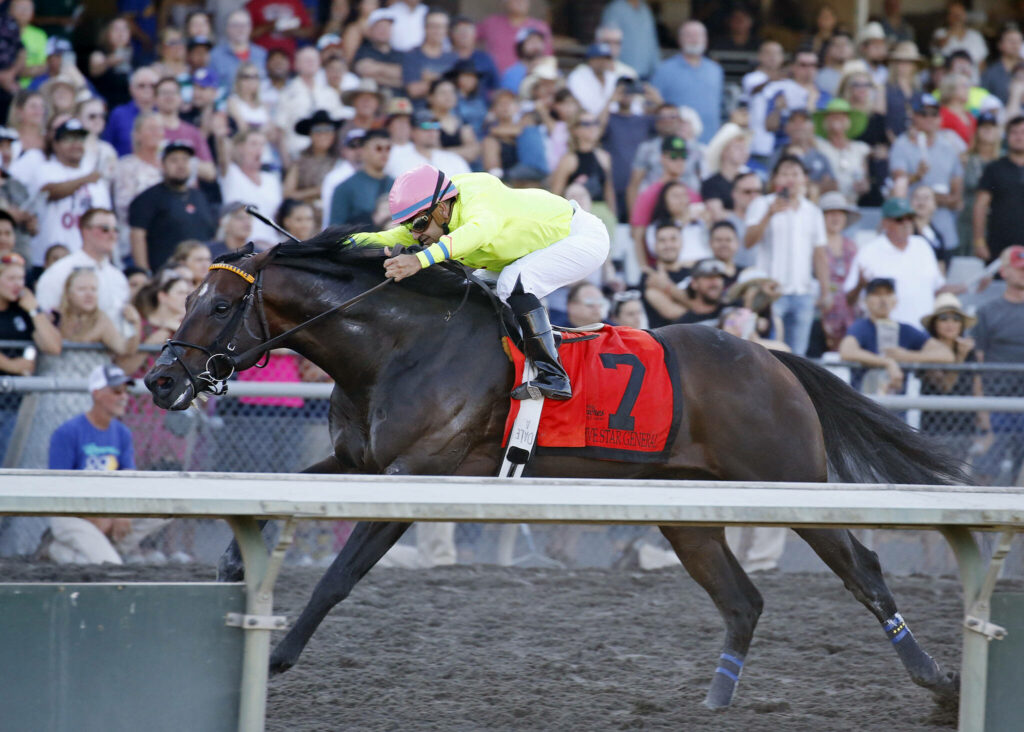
[770,350,969,486]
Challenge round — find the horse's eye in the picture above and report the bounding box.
[213,302,230,315]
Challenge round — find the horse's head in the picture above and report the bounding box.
[145,251,272,410]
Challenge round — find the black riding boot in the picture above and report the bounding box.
[510,306,572,401]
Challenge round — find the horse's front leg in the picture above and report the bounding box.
[270,519,411,675]
[215,454,342,582]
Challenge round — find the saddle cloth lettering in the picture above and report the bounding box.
[502,326,682,462]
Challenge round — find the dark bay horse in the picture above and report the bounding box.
[144,231,964,710]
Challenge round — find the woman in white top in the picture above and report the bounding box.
[77,97,118,185]
[226,62,272,133]
[219,129,283,249]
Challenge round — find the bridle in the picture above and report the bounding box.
[162,262,272,398]
[160,258,393,400]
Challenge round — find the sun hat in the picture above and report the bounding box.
[856,21,887,45]
[813,98,868,139]
[889,41,924,64]
[920,293,977,331]
[703,122,751,175]
[726,267,775,302]
[294,109,342,136]
[818,191,861,225]
[341,78,385,107]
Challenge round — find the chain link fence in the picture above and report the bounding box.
[1,343,1022,575]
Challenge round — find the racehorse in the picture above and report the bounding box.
[144,230,965,710]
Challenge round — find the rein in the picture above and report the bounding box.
[162,255,393,399]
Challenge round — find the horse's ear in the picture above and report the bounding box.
[242,241,256,255]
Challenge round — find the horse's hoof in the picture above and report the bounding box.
[931,671,960,706]
[216,562,245,583]
[269,651,294,677]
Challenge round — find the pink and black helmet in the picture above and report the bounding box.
[388,164,458,224]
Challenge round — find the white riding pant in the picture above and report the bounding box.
[495,204,610,303]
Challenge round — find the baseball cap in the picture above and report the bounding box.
[691,258,728,278]
[367,8,395,26]
[385,97,414,118]
[911,92,939,113]
[344,128,367,147]
[515,26,544,44]
[88,363,135,392]
[45,36,72,56]
[192,67,219,88]
[54,118,88,140]
[661,135,688,158]
[187,35,214,49]
[161,139,196,158]
[0,126,18,142]
[977,110,999,126]
[881,197,914,220]
[317,33,343,51]
[412,110,441,130]
[585,42,613,59]
[1004,245,1024,269]
[785,106,812,120]
[865,277,896,294]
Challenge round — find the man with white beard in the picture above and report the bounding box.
[651,21,722,143]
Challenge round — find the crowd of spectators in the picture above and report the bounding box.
[0,0,1022,497]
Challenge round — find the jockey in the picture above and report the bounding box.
[367,164,610,400]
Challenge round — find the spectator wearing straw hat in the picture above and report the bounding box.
[339,79,384,142]
[818,192,860,351]
[812,98,869,204]
[856,21,890,87]
[885,41,925,138]
[285,110,342,221]
[700,122,753,220]
[917,292,980,443]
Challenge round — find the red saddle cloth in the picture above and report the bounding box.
[502,326,682,462]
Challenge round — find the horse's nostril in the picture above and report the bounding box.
[156,376,171,388]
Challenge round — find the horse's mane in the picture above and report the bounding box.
[216,226,485,303]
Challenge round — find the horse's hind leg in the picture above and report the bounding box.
[795,528,958,703]
[216,454,340,582]
[660,526,763,709]
[269,519,411,675]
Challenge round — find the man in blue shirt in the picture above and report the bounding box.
[43,363,159,564]
[838,277,951,393]
[101,66,157,156]
[600,0,661,80]
[329,130,394,227]
[651,21,723,143]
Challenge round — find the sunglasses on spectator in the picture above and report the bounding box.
[238,73,259,80]
[88,224,118,233]
[935,313,963,322]
[576,119,600,127]
[917,108,939,116]
[310,124,336,134]
[0,252,25,266]
[415,121,441,130]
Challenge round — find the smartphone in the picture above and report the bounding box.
[779,188,790,200]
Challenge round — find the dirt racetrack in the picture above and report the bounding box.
[2,560,992,730]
